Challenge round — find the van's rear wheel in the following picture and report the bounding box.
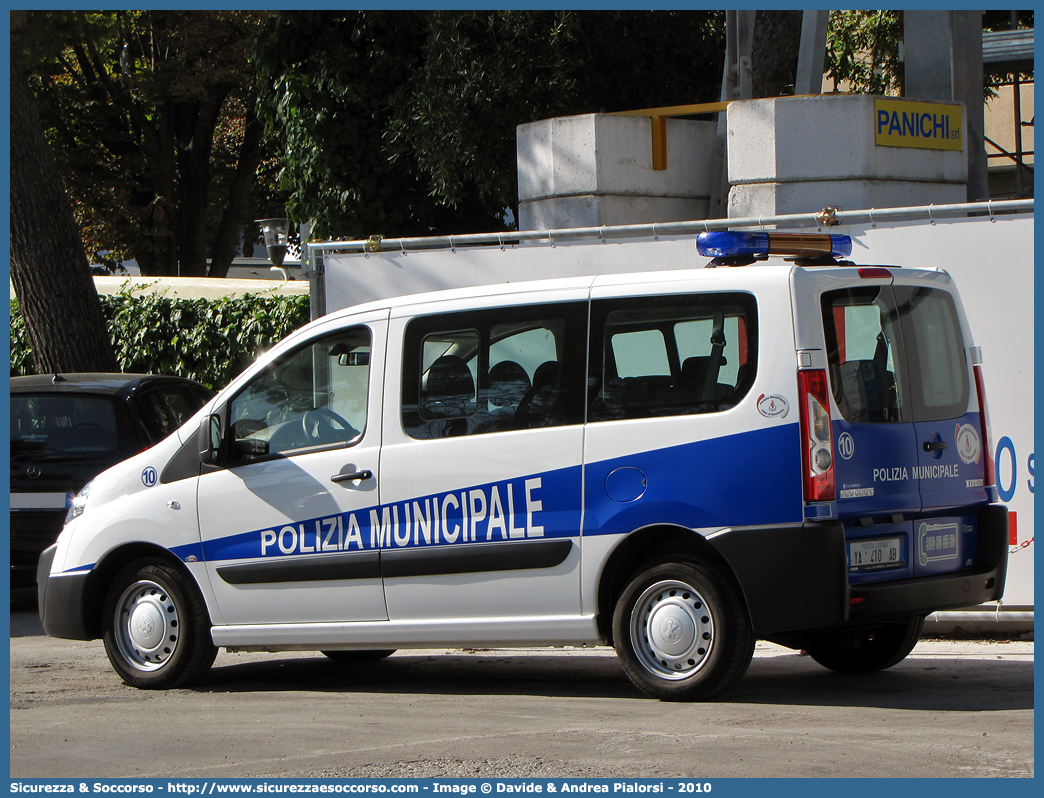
[612,560,753,701]
[806,616,925,673]
[321,650,396,663]
[102,559,217,689]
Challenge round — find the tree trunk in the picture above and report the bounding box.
[137,101,179,277]
[9,32,119,375]
[751,11,804,98]
[208,102,266,278]
[175,96,224,277]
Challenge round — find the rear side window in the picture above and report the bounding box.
[822,286,968,423]
[589,292,758,422]
[402,302,587,439]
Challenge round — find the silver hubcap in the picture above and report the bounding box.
[114,579,180,672]
[631,579,715,680]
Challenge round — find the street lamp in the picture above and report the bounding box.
[255,218,289,269]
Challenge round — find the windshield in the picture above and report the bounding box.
[10,394,125,455]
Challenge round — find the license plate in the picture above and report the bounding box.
[10,492,72,511]
[848,537,904,572]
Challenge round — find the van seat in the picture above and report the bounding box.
[836,359,898,422]
[422,355,475,419]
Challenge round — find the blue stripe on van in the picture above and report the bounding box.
[584,423,804,537]
[201,465,584,563]
[199,424,802,564]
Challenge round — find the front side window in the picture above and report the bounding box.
[227,327,371,458]
[402,303,587,439]
[590,293,758,422]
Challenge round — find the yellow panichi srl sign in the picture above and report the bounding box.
[874,99,963,151]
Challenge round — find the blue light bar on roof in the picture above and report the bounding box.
[697,231,853,259]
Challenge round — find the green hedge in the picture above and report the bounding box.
[10,288,311,391]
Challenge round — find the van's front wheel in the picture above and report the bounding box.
[102,559,217,689]
[612,560,753,701]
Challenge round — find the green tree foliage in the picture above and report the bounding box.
[11,291,310,391]
[255,12,442,242]
[22,10,280,277]
[257,10,726,240]
[826,10,1035,99]
[825,10,903,96]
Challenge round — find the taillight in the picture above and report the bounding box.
[799,369,835,502]
[857,267,892,280]
[973,363,996,488]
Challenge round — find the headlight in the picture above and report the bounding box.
[65,481,93,524]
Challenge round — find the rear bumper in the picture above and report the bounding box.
[37,545,95,640]
[709,504,1009,635]
[847,504,1008,622]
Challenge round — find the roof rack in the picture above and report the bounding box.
[308,198,1034,258]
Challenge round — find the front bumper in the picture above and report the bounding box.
[37,544,95,640]
[10,509,66,586]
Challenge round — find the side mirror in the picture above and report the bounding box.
[198,414,222,466]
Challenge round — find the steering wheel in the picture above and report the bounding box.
[301,407,359,444]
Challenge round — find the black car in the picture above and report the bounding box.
[10,373,213,587]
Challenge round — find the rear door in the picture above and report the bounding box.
[819,281,922,516]
[893,284,988,575]
[891,285,984,511]
[813,270,987,579]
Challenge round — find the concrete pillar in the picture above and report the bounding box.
[516,114,716,230]
[726,95,968,218]
[793,10,829,96]
[904,10,988,201]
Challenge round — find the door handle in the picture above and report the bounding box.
[331,470,373,483]
[923,440,947,452]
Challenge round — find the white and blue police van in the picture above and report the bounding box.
[38,231,1008,700]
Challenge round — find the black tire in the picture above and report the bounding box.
[321,650,396,663]
[612,560,754,701]
[806,616,925,673]
[102,559,217,689]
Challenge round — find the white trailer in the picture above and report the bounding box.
[306,199,1034,627]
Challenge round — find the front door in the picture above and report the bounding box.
[198,315,389,625]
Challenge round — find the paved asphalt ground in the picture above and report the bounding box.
[8,593,1034,780]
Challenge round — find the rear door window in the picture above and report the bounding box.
[821,288,904,423]
[821,286,968,424]
[135,383,212,444]
[892,286,969,421]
